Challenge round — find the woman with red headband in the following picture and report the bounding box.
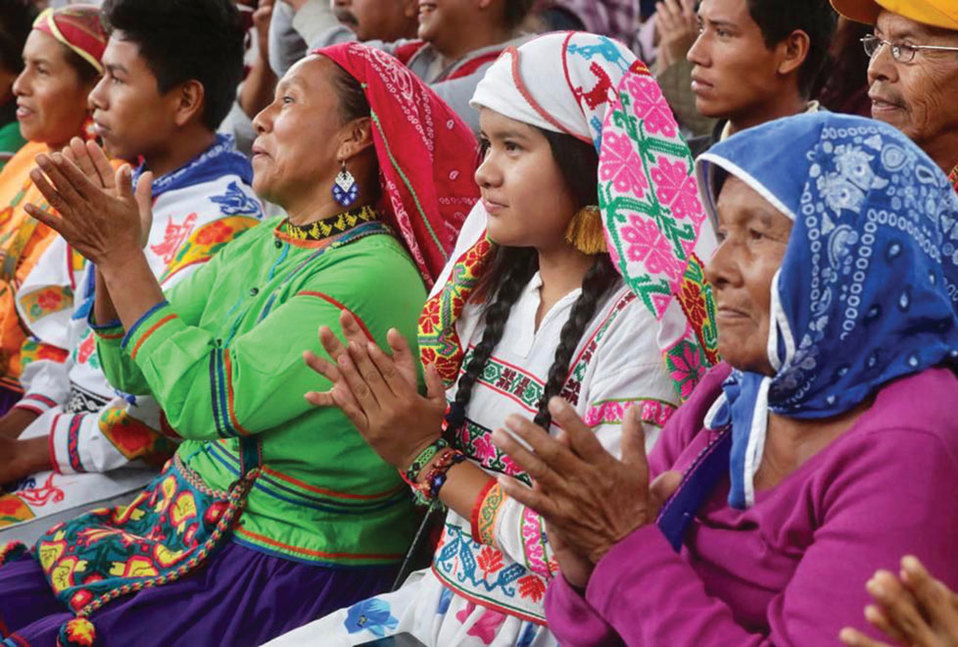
[0,5,106,423]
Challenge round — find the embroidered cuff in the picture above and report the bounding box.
[14,393,59,416]
[121,301,181,362]
[49,413,86,474]
[87,308,124,342]
[471,479,507,546]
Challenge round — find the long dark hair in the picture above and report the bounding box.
[451,130,617,431]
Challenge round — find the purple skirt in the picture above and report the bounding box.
[0,540,396,646]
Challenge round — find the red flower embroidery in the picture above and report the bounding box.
[517,574,547,602]
[195,220,233,246]
[476,545,504,576]
[678,280,707,328]
[37,289,62,311]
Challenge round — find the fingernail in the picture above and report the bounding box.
[504,415,521,431]
[901,555,921,574]
[367,342,376,353]
[30,169,41,181]
[866,578,885,597]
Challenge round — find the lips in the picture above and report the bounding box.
[690,73,713,94]
[868,84,905,112]
[15,103,33,120]
[250,140,270,160]
[481,197,507,214]
[716,304,750,320]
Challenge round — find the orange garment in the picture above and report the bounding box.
[0,141,62,392]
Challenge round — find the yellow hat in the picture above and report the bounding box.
[830,0,958,30]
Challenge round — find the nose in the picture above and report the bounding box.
[704,235,742,291]
[474,148,502,189]
[88,75,108,112]
[252,101,275,134]
[687,30,708,66]
[11,69,28,98]
[866,39,897,86]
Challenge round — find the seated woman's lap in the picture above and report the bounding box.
[0,541,396,646]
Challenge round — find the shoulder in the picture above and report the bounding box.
[856,367,958,453]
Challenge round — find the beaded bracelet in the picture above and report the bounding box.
[412,447,466,504]
[402,438,449,486]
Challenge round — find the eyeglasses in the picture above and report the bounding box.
[861,34,958,64]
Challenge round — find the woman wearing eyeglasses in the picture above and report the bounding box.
[831,0,958,193]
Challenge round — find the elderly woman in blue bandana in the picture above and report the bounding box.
[492,111,958,646]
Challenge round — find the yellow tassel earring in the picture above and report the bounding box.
[564,205,607,255]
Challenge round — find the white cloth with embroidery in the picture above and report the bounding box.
[264,269,677,646]
[0,139,263,535]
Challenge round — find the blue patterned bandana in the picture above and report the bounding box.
[696,112,958,508]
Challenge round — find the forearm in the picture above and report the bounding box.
[436,460,495,520]
[97,251,165,332]
[0,409,39,440]
[239,56,277,120]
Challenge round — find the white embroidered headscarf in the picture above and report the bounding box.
[419,32,718,401]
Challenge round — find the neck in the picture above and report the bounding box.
[142,126,217,179]
[436,22,512,61]
[535,243,595,327]
[757,398,871,489]
[727,88,807,137]
[919,130,958,175]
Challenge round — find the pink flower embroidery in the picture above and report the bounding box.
[620,213,684,280]
[599,132,649,199]
[650,157,704,224]
[624,76,677,138]
[455,601,506,645]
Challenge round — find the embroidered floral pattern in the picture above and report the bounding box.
[433,522,548,623]
[583,397,677,428]
[343,598,399,637]
[19,285,73,323]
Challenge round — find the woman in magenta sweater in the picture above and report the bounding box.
[491,111,958,646]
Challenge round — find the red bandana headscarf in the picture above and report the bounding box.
[315,43,480,287]
[32,5,107,76]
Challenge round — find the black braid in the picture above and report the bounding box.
[532,254,617,429]
[449,247,537,430]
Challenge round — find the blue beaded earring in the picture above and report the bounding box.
[333,161,359,207]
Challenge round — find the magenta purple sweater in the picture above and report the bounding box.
[545,364,958,646]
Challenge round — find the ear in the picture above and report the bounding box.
[776,29,811,77]
[171,79,207,128]
[335,116,375,162]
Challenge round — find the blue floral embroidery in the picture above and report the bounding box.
[434,523,526,596]
[210,180,261,216]
[343,598,399,637]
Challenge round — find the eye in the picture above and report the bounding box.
[715,27,731,38]
[281,95,294,105]
[748,228,766,241]
[504,140,521,153]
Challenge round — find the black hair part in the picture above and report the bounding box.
[0,0,37,77]
[452,130,616,432]
[329,60,371,124]
[102,0,245,130]
[746,0,837,98]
